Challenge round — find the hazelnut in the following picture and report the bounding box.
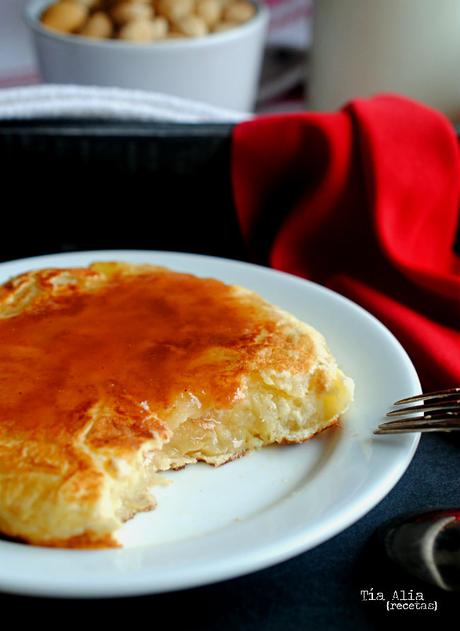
[79,11,113,38]
[41,0,89,33]
[174,14,208,37]
[223,0,255,23]
[119,18,157,41]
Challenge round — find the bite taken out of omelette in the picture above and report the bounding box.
[0,262,354,548]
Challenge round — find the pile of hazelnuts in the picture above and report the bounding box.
[40,0,257,42]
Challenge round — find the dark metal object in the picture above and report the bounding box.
[375,387,460,434]
[0,119,246,263]
[382,509,460,591]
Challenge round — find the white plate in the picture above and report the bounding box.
[0,250,420,598]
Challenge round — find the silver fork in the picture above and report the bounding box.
[375,387,460,434]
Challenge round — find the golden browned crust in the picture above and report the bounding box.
[276,417,340,445]
[0,262,354,548]
[2,531,119,550]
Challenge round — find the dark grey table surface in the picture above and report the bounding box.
[1,432,459,629]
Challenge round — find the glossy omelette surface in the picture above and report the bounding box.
[0,269,307,442]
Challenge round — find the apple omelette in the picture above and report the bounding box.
[0,262,353,548]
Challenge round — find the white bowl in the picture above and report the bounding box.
[25,0,269,112]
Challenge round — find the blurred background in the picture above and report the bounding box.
[0,0,312,113]
[0,0,314,263]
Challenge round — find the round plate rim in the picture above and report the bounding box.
[0,250,421,598]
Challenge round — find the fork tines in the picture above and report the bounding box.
[393,387,460,405]
[375,387,460,434]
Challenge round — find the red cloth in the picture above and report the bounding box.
[232,95,460,389]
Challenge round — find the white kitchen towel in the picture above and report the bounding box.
[0,84,249,122]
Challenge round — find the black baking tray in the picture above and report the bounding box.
[0,119,246,263]
[1,119,459,263]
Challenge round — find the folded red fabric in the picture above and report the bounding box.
[232,95,460,389]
